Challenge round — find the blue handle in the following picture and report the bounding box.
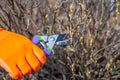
[32,35,40,45]
[43,48,51,57]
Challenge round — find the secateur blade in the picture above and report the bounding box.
[56,39,70,46]
[46,34,69,49]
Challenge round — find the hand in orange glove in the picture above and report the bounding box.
[0,28,46,79]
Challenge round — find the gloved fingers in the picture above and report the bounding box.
[26,51,41,72]
[17,57,31,75]
[0,59,22,79]
[32,45,46,65]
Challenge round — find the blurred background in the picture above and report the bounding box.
[0,0,120,80]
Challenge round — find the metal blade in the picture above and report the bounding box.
[56,34,66,41]
[56,39,70,46]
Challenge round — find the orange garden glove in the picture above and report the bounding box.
[0,28,46,79]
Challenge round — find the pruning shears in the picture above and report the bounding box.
[32,34,70,57]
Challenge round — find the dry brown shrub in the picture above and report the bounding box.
[0,0,120,80]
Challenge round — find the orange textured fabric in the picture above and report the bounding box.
[0,29,46,79]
